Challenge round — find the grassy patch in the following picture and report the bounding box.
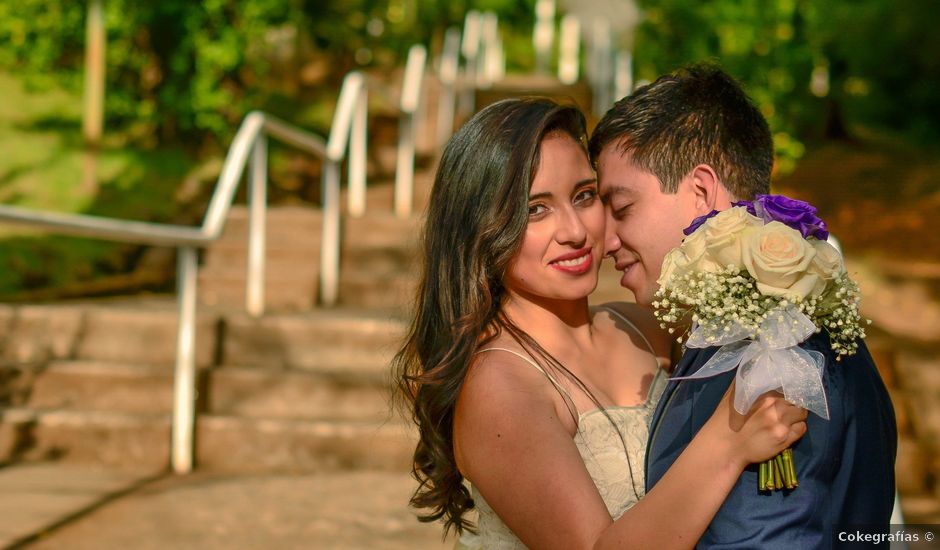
[0,71,200,297]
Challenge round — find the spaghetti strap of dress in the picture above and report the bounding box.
[476,347,573,401]
[598,305,659,359]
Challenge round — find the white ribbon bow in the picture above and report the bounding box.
[671,305,829,420]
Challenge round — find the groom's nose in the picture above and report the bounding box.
[604,216,622,257]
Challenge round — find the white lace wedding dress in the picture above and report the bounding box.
[456,307,667,549]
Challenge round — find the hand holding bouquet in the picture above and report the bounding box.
[654,195,866,491]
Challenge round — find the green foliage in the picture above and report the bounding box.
[0,0,305,148]
[632,0,940,171]
[0,0,540,148]
[0,71,195,297]
[0,0,936,158]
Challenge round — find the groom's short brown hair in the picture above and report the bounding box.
[588,63,773,200]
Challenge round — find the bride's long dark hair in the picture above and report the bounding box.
[393,97,626,536]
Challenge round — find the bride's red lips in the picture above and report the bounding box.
[550,247,591,263]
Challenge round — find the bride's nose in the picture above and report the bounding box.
[555,207,587,246]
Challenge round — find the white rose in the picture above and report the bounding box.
[658,248,683,286]
[810,239,845,281]
[701,208,764,268]
[680,229,723,274]
[742,221,821,301]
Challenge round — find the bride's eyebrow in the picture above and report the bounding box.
[573,178,598,189]
[528,191,552,200]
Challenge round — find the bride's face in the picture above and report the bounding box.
[504,132,614,303]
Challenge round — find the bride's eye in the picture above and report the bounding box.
[528,203,549,217]
[574,188,597,205]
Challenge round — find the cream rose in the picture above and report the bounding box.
[658,248,683,286]
[810,239,845,281]
[702,208,764,268]
[679,228,723,274]
[742,221,821,300]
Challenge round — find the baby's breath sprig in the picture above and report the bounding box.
[655,267,864,358]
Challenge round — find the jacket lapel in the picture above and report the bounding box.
[647,347,700,456]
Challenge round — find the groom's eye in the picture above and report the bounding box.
[611,203,632,219]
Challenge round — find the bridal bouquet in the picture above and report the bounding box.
[653,194,865,491]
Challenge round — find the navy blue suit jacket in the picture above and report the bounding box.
[645,334,897,549]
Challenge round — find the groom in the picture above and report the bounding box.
[590,64,897,548]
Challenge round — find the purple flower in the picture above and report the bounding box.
[732,200,756,216]
[751,194,829,240]
[683,210,720,236]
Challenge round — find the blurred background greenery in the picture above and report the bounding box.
[0,0,937,297]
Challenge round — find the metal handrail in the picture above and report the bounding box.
[394,44,427,218]
[436,27,461,149]
[0,87,364,472]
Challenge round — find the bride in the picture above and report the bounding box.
[394,97,807,549]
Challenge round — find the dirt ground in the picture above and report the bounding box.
[775,138,940,264]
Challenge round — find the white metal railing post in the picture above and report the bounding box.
[558,15,581,85]
[590,18,613,117]
[396,44,427,219]
[459,10,481,119]
[534,0,555,73]
[171,246,199,474]
[320,160,341,306]
[246,134,267,317]
[437,27,461,149]
[328,73,365,217]
[478,12,499,88]
[614,50,633,102]
[348,86,368,217]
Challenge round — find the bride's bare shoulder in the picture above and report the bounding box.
[455,341,571,474]
[458,341,559,415]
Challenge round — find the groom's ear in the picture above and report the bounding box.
[686,164,729,214]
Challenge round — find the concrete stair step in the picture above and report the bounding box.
[199,265,319,282]
[199,277,318,311]
[211,223,324,246]
[0,408,414,472]
[340,246,418,274]
[1,303,218,367]
[205,366,395,422]
[3,361,394,422]
[201,246,323,270]
[221,205,324,229]
[1,301,405,372]
[343,213,423,246]
[338,272,418,310]
[221,310,405,372]
[341,173,434,215]
[0,408,171,471]
[4,362,175,415]
[196,415,413,472]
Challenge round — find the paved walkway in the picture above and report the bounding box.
[2,463,454,550]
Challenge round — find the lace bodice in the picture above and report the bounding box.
[462,368,667,549]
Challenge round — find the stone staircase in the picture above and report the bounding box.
[0,301,414,473]
[0,165,435,476]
